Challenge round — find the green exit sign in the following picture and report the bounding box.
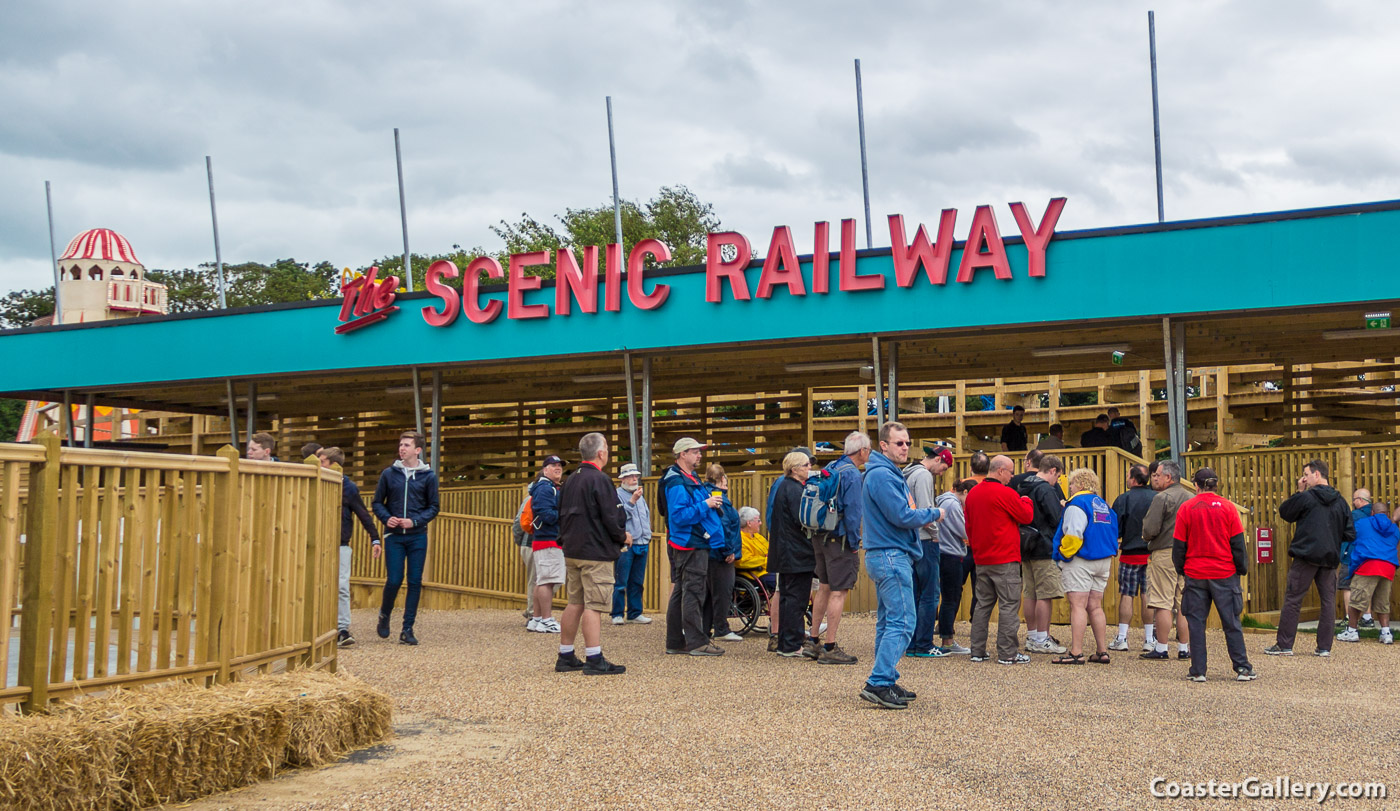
[1365,311,1391,329]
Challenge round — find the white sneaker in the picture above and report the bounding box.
[1142,640,1156,652]
[1380,629,1394,645]
[944,642,972,655]
[1026,638,1067,655]
[1108,637,1129,651]
[627,615,653,624]
[717,632,743,642]
[611,616,626,625]
[1338,627,1360,643]
[526,617,543,633]
[541,617,561,634]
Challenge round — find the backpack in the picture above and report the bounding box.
[798,469,843,535]
[513,494,533,545]
[521,481,545,532]
[1113,419,1143,454]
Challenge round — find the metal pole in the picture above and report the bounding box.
[622,352,640,466]
[1161,317,1179,461]
[206,156,228,308]
[1174,320,1187,456]
[411,366,424,436]
[45,181,63,323]
[606,97,625,247]
[246,381,256,441]
[83,394,94,448]
[871,336,885,428]
[1149,11,1165,223]
[641,356,653,476]
[887,341,899,423]
[226,379,239,450]
[394,128,414,292]
[854,59,874,250]
[431,370,442,476]
[61,391,73,445]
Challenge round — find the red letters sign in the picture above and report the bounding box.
[335,198,1067,334]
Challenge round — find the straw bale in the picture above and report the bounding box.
[0,711,129,811]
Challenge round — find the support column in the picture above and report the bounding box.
[246,381,257,441]
[955,379,967,453]
[871,337,885,428]
[226,379,239,450]
[622,352,639,466]
[858,385,869,436]
[1162,317,1181,462]
[1214,368,1232,451]
[83,393,95,448]
[411,367,424,437]
[887,342,899,423]
[1138,370,1152,455]
[430,370,442,476]
[1174,321,1187,454]
[61,391,73,446]
[640,357,653,475]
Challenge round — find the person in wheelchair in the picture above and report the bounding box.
[736,506,780,647]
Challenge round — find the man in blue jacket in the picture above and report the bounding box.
[372,431,440,646]
[859,421,939,710]
[661,437,726,656]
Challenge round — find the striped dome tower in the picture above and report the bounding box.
[59,228,144,282]
[54,228,167,323]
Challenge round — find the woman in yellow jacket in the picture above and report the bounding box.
[737,506,780,648]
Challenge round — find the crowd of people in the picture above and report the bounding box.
[258,420,1397,707]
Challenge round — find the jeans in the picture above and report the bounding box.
[611,544,649,619]
[1276,559,1337,651]
[937,552,964,639]
[702,557,736,636]
[338,545,353,632]
[970,562,1021,661]
[776,572,814,653]
[908,540,942,652]
[380,532,428,631]
[1182,575,1251,675]
[665,547,710,651]
[865,549,915,688]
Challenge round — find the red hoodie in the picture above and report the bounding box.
[965,478,1034,566]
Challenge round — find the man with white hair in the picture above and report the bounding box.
[806,431,870,665]
[611,462,653,625]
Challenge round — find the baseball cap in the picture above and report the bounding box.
[791,446,815,463]
[924,446,954,467]
[618,462,640,478]
[542,455,565,469]
[1192,467,1218,486]
[673,437,706,454]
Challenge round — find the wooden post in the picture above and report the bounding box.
[18,433,61,713]
[1048,375,1060,427]
[1215,368,1232,451]
[1336,447,1355,507]
[302,457,324,668]
[954,380,967,452]
[210,446,240,683]
[804,387,815,453]
[857,385,869,435]
[1138,371,1152,454]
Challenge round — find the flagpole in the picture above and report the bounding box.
[45,181,63,323]
[395,128,414,291]
[854,58,873,250]
[1149,11,1165,223]
[205,156,228,308]
[607,97,624,246]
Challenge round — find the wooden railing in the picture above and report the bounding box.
[1,437,342,713]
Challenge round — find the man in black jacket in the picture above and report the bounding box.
[1267,458,1355,657]
[1018,454,1065,654]
[554,432,631,675]
[318,447,380,648]
[1109,464,1154,651]
[371,431,440,646]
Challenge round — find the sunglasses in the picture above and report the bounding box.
[889,440,912,447]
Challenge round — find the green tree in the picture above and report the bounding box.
[0,398,24,441]
[224,258,339,307]
[0,287,56,329]
[145,267,220,313]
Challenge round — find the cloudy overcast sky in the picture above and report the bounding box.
[2,1,1398,294]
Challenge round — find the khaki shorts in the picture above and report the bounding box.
[1059,556,1112,594]
[533,546,566,586]
[1021,558,1065,601]
[1348,575,1393,615]
[1146,548,1184,611]
[565,558,615,612]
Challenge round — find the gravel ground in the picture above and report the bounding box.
[277,608,1397,810]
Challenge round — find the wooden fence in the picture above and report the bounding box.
[1,436,343,714]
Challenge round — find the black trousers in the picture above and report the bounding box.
[701,557,736,637]
[665,547,710,651]
[777,572,814,653]
[1182,575,1252,676]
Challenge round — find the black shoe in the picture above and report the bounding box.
[1140,649,1169,660]
[399,629,418,646]
[555,654,586,672]
[890,683,918,702]
[1177,650,1190,660]
[377,613,390,639]
[859,683,909,710]
[583,656,626,675]
[337,629,355,648]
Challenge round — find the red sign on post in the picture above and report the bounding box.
[1255,527,1274,564]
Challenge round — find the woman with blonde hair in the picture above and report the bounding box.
[1051,468,1120,665]
[768,451,817,656]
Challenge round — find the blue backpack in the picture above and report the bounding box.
[798,469,843,535]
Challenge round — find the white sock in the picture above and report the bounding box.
[585,646,601,657]
[1155,642,1168,652]
[1117,623,1129,639]
[1178,643,1189,654]
[1363,613,1373,622]
[1029,630,1046,644]
[1145,627,1157,643]
[559,644,574,655]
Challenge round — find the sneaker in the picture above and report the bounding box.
[1026,638,1066,655]
[801,640,822,660]
[1048,635,1063,647]
[1315,649,1331,657]
[1186,673,1207,683]
[399,629,418,646]
[541,618,561,634]
[818,621,828,636]
[1142,640,1156,652]
[998,653,1032,665]
[1263,644,1293,656]
[1360,616,1377,629]
[1235,666,1258,681]
[859,683,909,710]
[689,643,725,657]
[904,648,942,658]
[1381,630,1394,645]
[1337,627,1360,643]
[664,647,687,655]
[611,616,626,625]
[767,635,779,652]
[555,654,585,672]
[523,608,533,620]
[969,654,991,662]
[944,642,972,655]
[777,648,806,658]
[337,629,356,648]
[526,617,543,633]
[716,632,743,642]
[377,613,390,639]
[1108,637,1129,652]
[627,615,653,624]
[890,684,918,701]
[1139,649,1169,660]
[583,656,626,675]
[817,645,859,665]
[1177,650,1190,660]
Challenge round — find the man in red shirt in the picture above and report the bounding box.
[1173,467,1255,682]
[964,455,1034,664]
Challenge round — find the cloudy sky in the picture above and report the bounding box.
[3,1,1398,294]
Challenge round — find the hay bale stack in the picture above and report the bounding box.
[0,670,393,811]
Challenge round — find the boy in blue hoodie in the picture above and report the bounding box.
[371,431,440,646]
[1338,501,1396,645]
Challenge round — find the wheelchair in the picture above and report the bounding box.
[728,570,810,636]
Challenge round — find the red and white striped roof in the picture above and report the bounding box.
[59,228,141,265]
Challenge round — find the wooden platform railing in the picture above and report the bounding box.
[0,437,343,714]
